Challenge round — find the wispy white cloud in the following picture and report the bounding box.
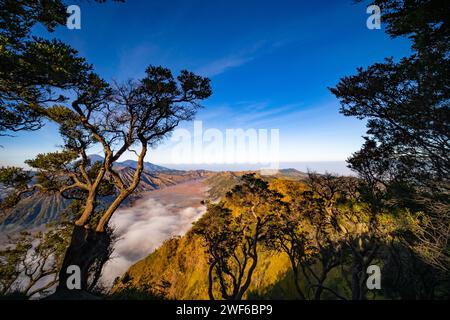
[197,101,305,128]
[234,102,304,126]
[195,40,272,77]
[195,55,254,77]
[115,43,167,80]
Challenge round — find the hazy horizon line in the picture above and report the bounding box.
[156,161,353,175]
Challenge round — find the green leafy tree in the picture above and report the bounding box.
[0,0,123,134]
[0,51,211,296]
[0,224,72,299]
[0,232,30,297]
[331,0,450,271]
[2,66,210,296]
[193,174,286,300]
[268,174,354,300]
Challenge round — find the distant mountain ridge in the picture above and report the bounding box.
[88,155,176,173]
[0,166,306,232]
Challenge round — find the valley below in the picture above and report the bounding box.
[101,178,209,286]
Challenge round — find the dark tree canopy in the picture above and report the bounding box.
[372,0,449,52]
[331,55,449,186]
[331,0,449,270]
[0,0,123,134]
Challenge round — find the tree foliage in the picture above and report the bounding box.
[184,173,449,300]
[331,0,450,271]
[1,0,210,296]
[0,0,123,134]
[193,174,286,300]
[0,224,71,298]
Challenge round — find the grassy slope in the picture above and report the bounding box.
[113,232,298,299]
[113,170,314,299]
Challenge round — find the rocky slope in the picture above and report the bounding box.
[0,192,70,230]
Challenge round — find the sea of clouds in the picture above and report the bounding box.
[101,198,205,286]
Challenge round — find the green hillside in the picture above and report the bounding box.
[112,233,299,299]
[112,173,450,300]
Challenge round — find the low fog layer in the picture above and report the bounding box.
[101,197,205,286]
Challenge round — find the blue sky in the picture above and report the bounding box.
[0,0,411,172]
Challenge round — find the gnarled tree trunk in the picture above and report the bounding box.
[52,225,112,298]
